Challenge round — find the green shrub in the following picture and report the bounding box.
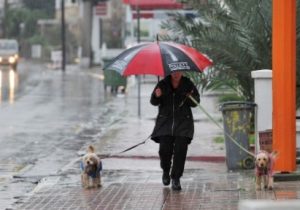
[213,136,224,144]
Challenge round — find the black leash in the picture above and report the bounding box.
[99,91,195,159]
[99,92,192,159]
[99,135,151,159]
[116,135,151,154]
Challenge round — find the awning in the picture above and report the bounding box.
[122,0,183,10]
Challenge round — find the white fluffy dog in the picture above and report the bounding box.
[81,145,102,188]
[255,150,278,190]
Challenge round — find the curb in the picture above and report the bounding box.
[274,172,300,182]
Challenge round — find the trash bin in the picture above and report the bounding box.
[219,101,257,170]
[103,58,127,93]
[103,70,127,92]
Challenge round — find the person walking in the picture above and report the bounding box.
[150,71,200,191]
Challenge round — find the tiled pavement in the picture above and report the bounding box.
[15,169,243,210]
[14,75,300,210]
[16,165,300,210]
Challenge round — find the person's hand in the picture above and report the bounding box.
[186,89,193,97]
[155,88,162,97]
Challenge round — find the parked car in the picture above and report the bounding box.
[0,39,19,69]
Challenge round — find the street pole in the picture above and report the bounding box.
[272,0,296,172]
[2,0,8,38]
[136,1,141,118]
[80,0,92,68]
[61,0,66,72]
[99,18,103,48]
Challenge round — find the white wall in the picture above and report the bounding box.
[252,69,300,149]
[251,70,272,151]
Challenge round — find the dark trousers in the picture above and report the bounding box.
[159,136,189,179]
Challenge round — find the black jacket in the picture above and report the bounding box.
[150,75,200,143]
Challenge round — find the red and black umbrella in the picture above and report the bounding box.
[104,41,213,76]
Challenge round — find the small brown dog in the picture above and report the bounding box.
[81,145,102,188]
[255,150,278,190]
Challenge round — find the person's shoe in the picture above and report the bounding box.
[171,179,182,191]
[162,172,170,186]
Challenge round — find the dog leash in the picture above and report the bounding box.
[100,95,255,159]
[99,135,151,159]
[188,95,256,158]
[116,135,151,154]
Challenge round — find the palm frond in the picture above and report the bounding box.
[162,0,273,101]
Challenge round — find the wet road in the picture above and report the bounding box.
[0,61,116,209]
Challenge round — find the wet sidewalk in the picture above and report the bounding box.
[15,75,300,210]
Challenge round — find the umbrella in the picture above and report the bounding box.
[103,41,213,76]
[103,41,213,117]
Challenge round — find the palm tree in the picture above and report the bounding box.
[162,0,294,104]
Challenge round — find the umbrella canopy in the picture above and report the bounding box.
[104,42,213,77]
